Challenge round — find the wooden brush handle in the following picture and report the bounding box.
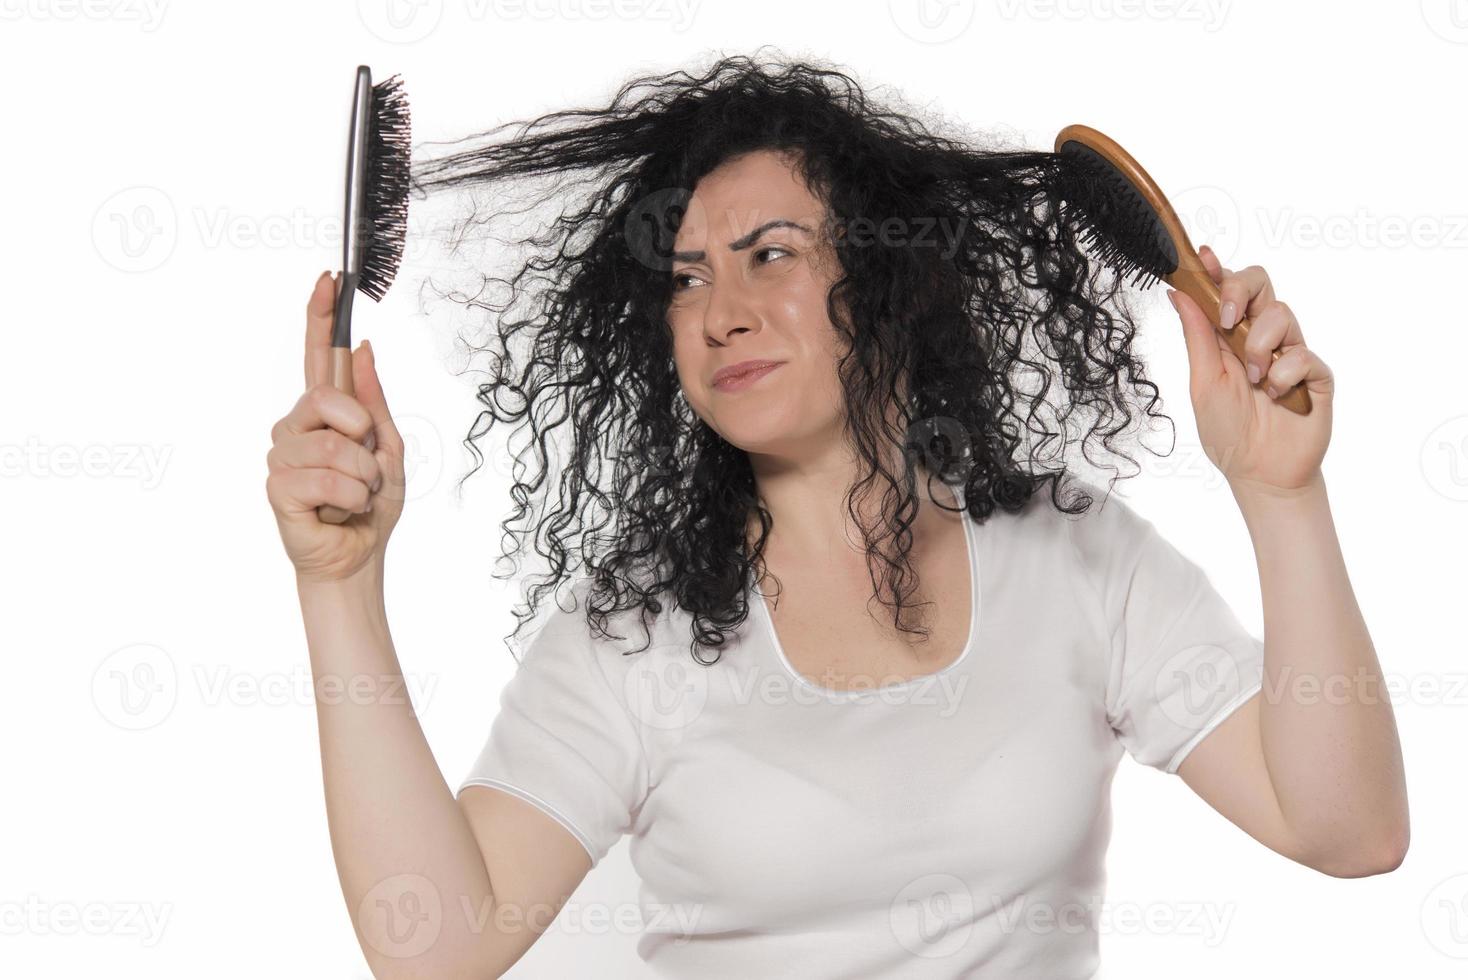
[316,345,358,525]
[1170,264,1312,416]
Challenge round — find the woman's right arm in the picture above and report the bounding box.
[298,570,595,979]
[271,273,594,978]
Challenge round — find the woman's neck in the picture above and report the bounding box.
[745,440,951,563]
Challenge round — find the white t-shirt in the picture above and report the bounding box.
[457,480,1265,978]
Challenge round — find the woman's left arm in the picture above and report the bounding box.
[1165,245,1409,877]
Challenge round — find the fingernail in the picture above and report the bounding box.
[1266,385,1279,399]
[363,339,373,357]
[1220,300,1237,330]
[371,475,383,493]
[365,500,374,513]
[1167,289,1179,311]
[1248,363,1261,384]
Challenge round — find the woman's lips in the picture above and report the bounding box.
[711,362,784,392]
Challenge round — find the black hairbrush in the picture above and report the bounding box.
[1051,124,1311,417]
[318,65,412,525]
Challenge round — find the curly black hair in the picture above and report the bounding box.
[404,48,1176,664]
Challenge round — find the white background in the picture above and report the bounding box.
[4,0,1465,976]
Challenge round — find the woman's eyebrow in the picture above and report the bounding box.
[670,218,812,262]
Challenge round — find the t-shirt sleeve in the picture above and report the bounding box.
[1066,488,1266,774]
[456,597,649,866]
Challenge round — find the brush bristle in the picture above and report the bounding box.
[1052,141,1176,291]
[359,73,412,302]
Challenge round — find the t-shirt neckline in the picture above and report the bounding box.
[749,484,981,700]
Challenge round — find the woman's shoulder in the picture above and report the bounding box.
[970,474,1154,564]
[526,574,694,665]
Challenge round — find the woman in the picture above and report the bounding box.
[267,53,1407,978]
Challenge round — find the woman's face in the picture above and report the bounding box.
[666,149,848,461]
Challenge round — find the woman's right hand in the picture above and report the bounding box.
[266,271,406,584]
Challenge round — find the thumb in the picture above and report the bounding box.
[1168,288,1225,390]
[352,339,403,463]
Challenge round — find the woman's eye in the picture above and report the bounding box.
[671,247,790,291]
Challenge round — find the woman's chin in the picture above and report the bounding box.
[710,413,833,459]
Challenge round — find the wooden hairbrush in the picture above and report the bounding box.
[1052,124,1311,417]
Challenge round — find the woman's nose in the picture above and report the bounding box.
[702,279,760,343]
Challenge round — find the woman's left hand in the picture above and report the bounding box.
[1167,244,1335,498]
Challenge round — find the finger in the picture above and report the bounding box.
[1241,301,1303,385]
[1263,346,1333,401]
[267,466,373,518]
[1169,288,1226,390]
[352,339,404,462]
[1218,264,1275,331]
[1197,244,1233,285]
[267,427,383,493]
[304,270,338,391]
[274,383,377,446]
